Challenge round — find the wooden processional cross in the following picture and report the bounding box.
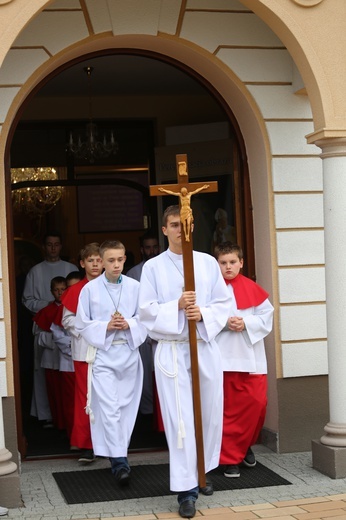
[150,154,218,488]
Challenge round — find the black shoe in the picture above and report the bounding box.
[42,420,54,429]
[179,500,196,518]
[224,464,240,478]
[242,447,256,467]
[78,449,96,463]
[199,476,213,496]
[115,467,130,486]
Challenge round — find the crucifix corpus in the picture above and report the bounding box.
[150,153,218,487]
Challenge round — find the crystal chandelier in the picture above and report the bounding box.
[67,66,118,163]
[11,167,63,215]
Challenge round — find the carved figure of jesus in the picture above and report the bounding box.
[158,184,210,241]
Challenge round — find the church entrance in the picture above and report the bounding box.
[8,51,254,459]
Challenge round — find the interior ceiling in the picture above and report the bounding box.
[38,54,208,97]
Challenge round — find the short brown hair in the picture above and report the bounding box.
[99,240,125,258]
[79,242,100,261]
[66,271,83,284]
[139,230,159,247]
[162,205,180,227]
[43,231,62,244]
[50,276,66,290]
[214,241,243,260]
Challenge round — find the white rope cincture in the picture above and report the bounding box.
[85,345,97,423]
[156,340,187,449]
[85,340,127,424]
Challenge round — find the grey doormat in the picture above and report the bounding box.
[53,462,291,504]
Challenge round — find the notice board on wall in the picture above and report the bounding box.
[77,184,145,232]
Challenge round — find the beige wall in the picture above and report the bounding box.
[242,0,346,136]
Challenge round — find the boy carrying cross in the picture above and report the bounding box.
[138,206,232,518]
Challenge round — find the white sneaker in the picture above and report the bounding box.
[0,505,8,516]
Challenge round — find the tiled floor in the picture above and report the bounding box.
[5,447,346,519]
[155,495,346,520]
[36,494,346,520]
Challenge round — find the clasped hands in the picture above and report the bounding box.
[107,313,129,331]
[178,290,202,322]
[227,316,245,332]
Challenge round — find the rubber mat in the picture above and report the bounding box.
[25,413,167,458]
[53,462,291,504]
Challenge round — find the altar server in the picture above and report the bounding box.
[215,241,274,478]
[61,243,102,463]
[75,240,146,486]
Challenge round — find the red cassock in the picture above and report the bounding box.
[61,278,88,315]
[34,300,63,330]
[220,371,267,464]
[70,361,92,449]
[60,371,76,440]
[45,368,64,430]
[61,278,93,449]
[220,274,269,465]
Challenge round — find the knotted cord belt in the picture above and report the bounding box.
[85,340,127,423]
[156,338,203,449]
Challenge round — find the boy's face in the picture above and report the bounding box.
[67,277,80,288]
[80,254,103,280]
[141,239,160,261]
[51,282,67,303]
[162,214,182,250]
[44,236,62,262]
[102,248,126,282]
[217,252,243,281]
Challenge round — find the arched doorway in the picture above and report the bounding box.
[8,50,254,458]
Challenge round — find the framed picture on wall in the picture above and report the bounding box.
[76,168,149,233]
[77,184,145,232]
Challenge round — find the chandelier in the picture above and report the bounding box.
[11,167,63,216]
[67,66,118,163]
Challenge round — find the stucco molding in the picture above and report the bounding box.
[0,448,17,476]
[307,131,346,148]
[290,0,324,6]
[313,137,346,158]
[321,422,346,448]
[242,0,346,134]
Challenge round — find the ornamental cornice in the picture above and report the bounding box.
[307,129,346,145]
[313,138,346,158]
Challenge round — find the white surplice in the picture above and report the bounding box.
[127,260,154,414]
[216,284,274,374]
[75,273,146,458]
[138,249,233,492]
[50,323,74,373]
[62,307,90,362]
[22,259,77,314]
[23,260,76,421]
